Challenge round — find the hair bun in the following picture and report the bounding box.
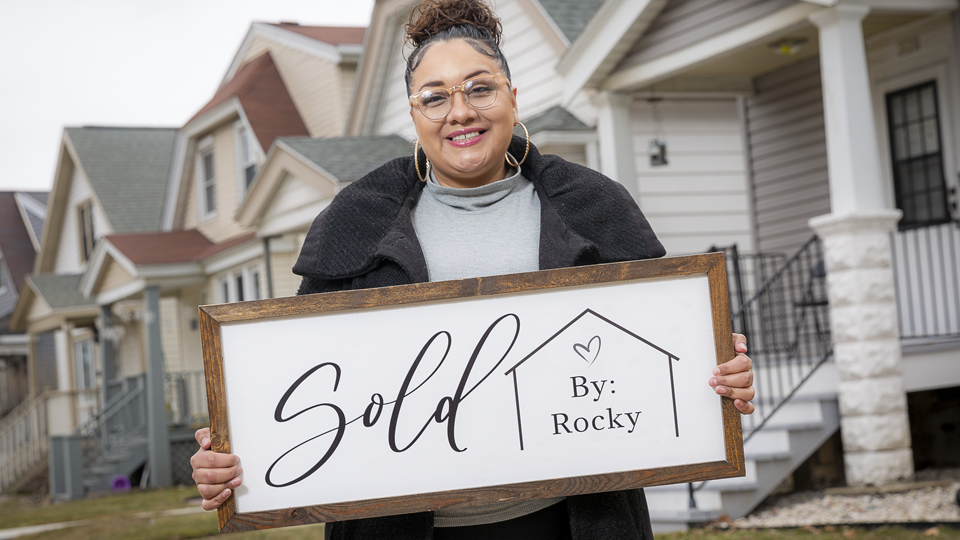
[404,0,502,49]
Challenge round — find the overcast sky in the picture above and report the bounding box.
[0,0,376,192]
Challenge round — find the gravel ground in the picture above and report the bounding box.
[735,469,960,528]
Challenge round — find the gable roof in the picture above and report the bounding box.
[187,52,309,153]
[105,230,256,265]
[519,105,591,136]
[26,274,92,310]
[536,0,607,43]
[0,192,38,294]
[64,127,178,234]
[17,192,47,249]
[279,135,412,182]
[268,23,365,45]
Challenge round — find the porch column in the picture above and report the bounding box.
[144,285,172,488]
[808,5,913,486]
[594,91,640,202]
[99,304,118,402]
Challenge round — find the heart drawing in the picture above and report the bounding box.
[573,336,601,366]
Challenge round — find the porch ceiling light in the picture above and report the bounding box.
[769,38,807,56]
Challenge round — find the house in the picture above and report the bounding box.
[0,192,47,421]
[348,0,960,531]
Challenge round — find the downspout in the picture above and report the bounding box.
[263,236,275,299]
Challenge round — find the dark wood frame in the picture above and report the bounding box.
[200,253,745,533]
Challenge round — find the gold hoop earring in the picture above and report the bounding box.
[414,140,427,182]
[516,122,530,166]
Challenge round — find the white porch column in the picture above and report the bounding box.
[808,5,913,486]
[594,91,640,202]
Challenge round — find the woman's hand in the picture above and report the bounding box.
[708,334,755,415]
[190,427,242,511]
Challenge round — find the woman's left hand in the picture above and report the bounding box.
[709,333,755,415]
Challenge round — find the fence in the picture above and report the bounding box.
[164,371,208,426]
[892,222,960,341]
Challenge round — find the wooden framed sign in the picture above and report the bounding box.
[200,253,745,533]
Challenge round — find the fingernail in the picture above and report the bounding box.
[235,456,240,465]
[713,367,720,375]
[231,477,241,487]
[709,378,717,387]
[201,437,210,447]
[716,386,726,395]
[237,466,243,476]
[223,489,231,498]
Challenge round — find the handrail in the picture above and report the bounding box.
[0,392,50,491]
[71,376,147,469]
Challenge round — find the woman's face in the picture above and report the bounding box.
[409,39,519,189]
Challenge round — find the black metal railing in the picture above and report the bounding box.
[891,222,960,341]
[711,236,833,438]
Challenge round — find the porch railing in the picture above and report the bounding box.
[73,376,147,469]
[164,371,208,426]
[892,222,960,341]
[712,237,833,437]
[0,392,49,491]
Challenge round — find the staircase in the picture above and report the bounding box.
[0,392,50,493]
[50,376,149,500]
[647,237,842,533]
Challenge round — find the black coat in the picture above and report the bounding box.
[294,137,665,540]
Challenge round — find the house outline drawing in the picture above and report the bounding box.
[504,308,681,451]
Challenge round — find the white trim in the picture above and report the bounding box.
[233,121,260,204]
[275,141,346,187]
[162,98,242,230]
[219,23,344,90]
[137,262,204,279]
[213,262,264,303]
[529,130,598,148]
[602,3,821,93]
[203,242,263,275]
[557,0,668,104]
[196,136,217,223]
[802,0,958,10]
[527,0,571,47]
[14,192,46,251]
[256,198,331,238]
[95,278,145,306]
[0,252,8,296]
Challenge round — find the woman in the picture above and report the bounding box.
[192,1,756,537]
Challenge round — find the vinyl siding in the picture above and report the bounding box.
[240,35,347,138]
[160,297,183,373]
[177,285,205,373]
[53,167,112,274]
[54,329,70,391]
[744,57,829,256]
[97,257,135,294]
[633,99,754,256]
[116,318,144,378]
[540,144,587,167]
[35,331,58,392]
[193,124,255,243]
[262,176,328,222]
[618,0,796,70]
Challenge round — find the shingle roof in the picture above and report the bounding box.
[0,192,39,294]
[518,105,591,136]
[269,23,365,45]
[65,127,177,234]
[26,274,93,310]
[19,193,47,246]
[187,52,310,152]
[279,135,412,182]
[105,230,255,265]
[536,0,606,43]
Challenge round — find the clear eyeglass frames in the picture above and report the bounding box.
[409,73,506,120]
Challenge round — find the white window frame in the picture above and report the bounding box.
[74,339,96,389]
[196,135,217,222]
[77,199,96,263]
[234,121,260,201]
[216,264,263,303]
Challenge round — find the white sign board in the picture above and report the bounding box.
[200,255,745,532]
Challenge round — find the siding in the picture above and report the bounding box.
[53,167,111,274]
[618,0,796,70]
[54,328,70,391]
[116,318,144,378]
[633,99,754,255]
[262,175,328,221]
[160,297,183,373]
[241,35,347,138]
[193,124,255,243]
[97,257,135,294]
[744,57,829,255]
[177,285,205,373]
[374,0,575,137]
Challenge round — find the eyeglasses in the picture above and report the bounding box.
[409,73,507,120]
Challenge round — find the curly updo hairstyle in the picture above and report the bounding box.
[403,0,512,95]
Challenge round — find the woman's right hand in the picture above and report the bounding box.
[191,427,242,511]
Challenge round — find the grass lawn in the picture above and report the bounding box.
[1,488,956,539]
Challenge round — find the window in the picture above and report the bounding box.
[220,278,230,303]
[235,273,245,302]
[74,340,95,389]
[250,268,261,300]
[197,137,216,219]
[78,201,96,262]
[236,126,258,196]
[217,265,262,303]
[886,81,950,229]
